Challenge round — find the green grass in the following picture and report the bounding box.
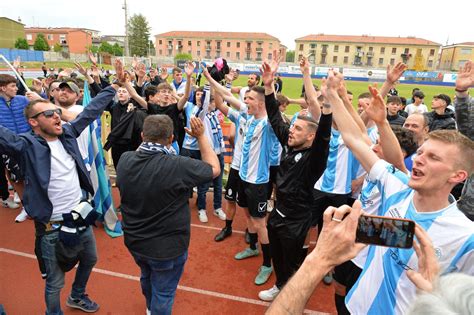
[230,76,454,115]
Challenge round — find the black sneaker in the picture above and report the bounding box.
[245,228,251,244]
[214,226,232,242]
[66,294,99,313]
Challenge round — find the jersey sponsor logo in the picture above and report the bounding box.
[388,207,402,218]
[434,247,442,259]
[258,202,267,213]
[389,249,413,271]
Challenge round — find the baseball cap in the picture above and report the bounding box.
[59,81,80,95]
[433,94,451,106]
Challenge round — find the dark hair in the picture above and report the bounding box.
[413,91,425,99]
[192,86,204,105]
[400,96,407,106]
[276,93,289,106]
[142,115,174,143]
[347,90,353,95]
[296,115,319,132]
[250,73,261,83]
[24,99,50,120]
[358,92,372,100]
[412,88,420,94]
[144,85,158,102]
[387,96,401,105]
[392,126,418,157]
[0,74,16,87]
[172,67,182,74]
[250,86,265,101]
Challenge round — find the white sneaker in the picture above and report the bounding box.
[15,207,28,223]
[146,309,151,315]
[258,285,280,301]
[2,198,20,209]
[13,192,21,203]
[198,209,208,223]
[213,208,226,220]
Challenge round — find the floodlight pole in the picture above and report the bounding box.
[123,0,130,57]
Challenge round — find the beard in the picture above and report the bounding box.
[57,97,76,108]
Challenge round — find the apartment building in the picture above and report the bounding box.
[295,34,441,70]
[154,31,286,62]
[0,17,25,48]
[439,42,474,71]
[25,27,100,53]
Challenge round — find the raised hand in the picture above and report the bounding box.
[325,70,344,91]
[386,62,407,84]
[137,62,147,79]
[365,85,387,124]
[88,52,97,66]
[455,60,474,91]
[74,61,87,76]
[131,56,139,71]
[299,56,310,74]
[32,78,43,91]
[26,91,43,101]
[114,59,126,83]
[260,61,274,87]
[185,61,196,77]
[13,56,21,69]
[268,49,281,74]
[159,67,169,80]
[184,117,205,138]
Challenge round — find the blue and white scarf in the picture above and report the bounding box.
[138,142,177,155]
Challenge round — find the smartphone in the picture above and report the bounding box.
[356,214,415,249]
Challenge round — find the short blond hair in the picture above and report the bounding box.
[427,130,474,175]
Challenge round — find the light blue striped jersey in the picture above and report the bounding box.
[346,159,474,315]
[270,138,282,166]
[182,101,200,151]
[239,115,279,184]
[314,128,360,194]
[227,104,248,170]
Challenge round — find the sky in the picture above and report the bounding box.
[2,0,473,49]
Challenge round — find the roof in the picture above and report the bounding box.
[295,34,440,46]
[155,31,279,41]
[0,17,25,26]
[25,27,99,33]
[452,42,474,46]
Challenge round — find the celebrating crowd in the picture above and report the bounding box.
[0,52,473,315]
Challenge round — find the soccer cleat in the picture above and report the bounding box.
[234,247,259,260]
[214,226,232,242]
[255,265,273,285]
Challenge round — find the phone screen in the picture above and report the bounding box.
[356,215,415,249]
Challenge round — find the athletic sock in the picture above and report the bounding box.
[249,233,258,250]
[261,243,271,267]
[225,219,233,229]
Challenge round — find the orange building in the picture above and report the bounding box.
[25,27,99,54]
[155,31,286,62]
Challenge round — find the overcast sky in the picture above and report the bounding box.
[2,0,473,49]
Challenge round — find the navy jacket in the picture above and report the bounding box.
[0,86,117,223]
[0,95,31,134]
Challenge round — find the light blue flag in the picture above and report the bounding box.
[82,82,123,237]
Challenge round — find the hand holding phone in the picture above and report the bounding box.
[356,214,415,248]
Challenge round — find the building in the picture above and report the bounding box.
[0,17,25,48]
[294,34,441,70]
[154,31,286,62]
[93,35,126,48]
[25,27,100,53]
[439,42,474,71]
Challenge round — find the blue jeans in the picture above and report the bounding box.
[132,251,188,315]
[180,149,224,211]
[40,226,98,315]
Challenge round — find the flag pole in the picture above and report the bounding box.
[0,55,30,92]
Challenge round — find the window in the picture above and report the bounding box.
[429,49,435,56]
[188,50,191,55]
[268,53,272,60]
[378,58,384,65]
[256,52,262,61]
[59,34,66,44]
[47,34,53,40]
[334,45,339,52]
[159,49,162,55]
[390,58,395,65]
[404,48,409,54]
[391,47,397,54]
[310,43,316,49]
[299,44,304,51]
[369,46,373,52]
[345,46,350,53]
[269,42,273,49]
[197,50,201,56]
[227,42,231,48]
[159,40,162,45]
[197,41,200,46]
[246,52,251,60]
[227,52,230,58]
[333,56,338,63]
[26,34,32,40]
[380,47,385,54]
[237,42,240,48]
[343,56,349,64]
[427,60,433,68]
[188,41,192,46]
[236,52,240,60]
[460,48,472,54]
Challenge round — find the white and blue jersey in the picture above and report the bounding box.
[239,115,279,184]
[206,110,224,155]
[346,159,474,315]
[367,125,379,144]
[182,101,200,151]
[270,139,282,166]
[227,104,248,171]
[314,128,360,194]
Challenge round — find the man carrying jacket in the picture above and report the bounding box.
[0,60,125,315]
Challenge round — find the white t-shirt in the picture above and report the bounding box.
[62,105,91,171]
[239,86,250,102]
[404,103,428,115]
[47,139,83,221]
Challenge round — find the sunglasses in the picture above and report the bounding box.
[30,108,62,119]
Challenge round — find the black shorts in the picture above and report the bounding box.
[224,167,240,202]
[237,181,268,218]
[311,189,351,228]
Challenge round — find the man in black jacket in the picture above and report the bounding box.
[425,94,456,131]
[258,54,332,302]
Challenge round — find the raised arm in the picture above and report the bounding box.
[454,60,474,139]
[123,80,147,109]
[300,57,321,120]
[177,61,195,111]
[324,71,379,173]
[366,86,408,173]
[379,62,407,98]
[0,125,26,158]
[202,64,242,110]
[308,103,332,180]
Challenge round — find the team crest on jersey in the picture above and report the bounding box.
[294,152,302,163]
[258,202,267,213]
[434,247,442,259]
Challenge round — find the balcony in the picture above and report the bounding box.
[246,47,252,52]
[321,50,327,55]
[309,49,316,55]
[167,45,173,50]
[216,46,221,51]
[367,51,374,57]
[256,47,263,52]
[205,45,211,51]
[355,51,364,58]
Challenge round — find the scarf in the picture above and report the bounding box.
[138,142,177,155]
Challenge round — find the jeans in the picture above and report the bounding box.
[40,226,98,315]
[132,251,188,315]
[181,149,224,211]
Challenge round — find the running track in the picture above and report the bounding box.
[0,189,336,314]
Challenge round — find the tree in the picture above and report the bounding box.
[53,43,62,52]
[174,53,193,63]
[98,42,114,55]
[33,33,49,51]
[286,50,295,62]
[112,43,123,56]
[14,38,29,50]
[128,14,151,56]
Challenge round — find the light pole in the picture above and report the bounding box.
[122,0,129,57]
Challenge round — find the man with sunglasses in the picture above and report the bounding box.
[0,60,125,315]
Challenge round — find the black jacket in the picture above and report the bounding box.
[387,114,406,127]
[425,108,456,132]
[265,93,332,220]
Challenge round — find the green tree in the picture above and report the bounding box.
[128,14,151,56]
[53,43,62,52]
[286,50,295,62]
[112,43,123,56]
[33,33,49,51]
[98,42,114,54]
[14,38,29,49]
[174,53,192,62]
